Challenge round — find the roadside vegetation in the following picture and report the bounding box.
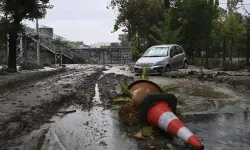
[109,0,250,70]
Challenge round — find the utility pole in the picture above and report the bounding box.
[6,14,9,63]
[36,18,40,66]
[246,18,250,64]
[6,33,9,63]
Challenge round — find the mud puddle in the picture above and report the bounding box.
[182,111,250,150]
[149,76,250,149]
[102,65,134,76]
[16,66,250,150]
[149,77,249,113]
[41,82,137,150]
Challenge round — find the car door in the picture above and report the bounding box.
[175,46,185,68]
[169,46,178,69]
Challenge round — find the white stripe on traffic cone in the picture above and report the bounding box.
[147,102,204,150]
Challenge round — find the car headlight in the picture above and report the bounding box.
[135,62,140,66]
[154,61,164,66]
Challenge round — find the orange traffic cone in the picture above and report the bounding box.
[139,94,204,150]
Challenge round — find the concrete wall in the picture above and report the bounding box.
[72,48,133,64]
[25,48,55,65]
[0,48,55,66]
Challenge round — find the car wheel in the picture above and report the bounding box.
[183,61,188,69]
[165,65,171,72]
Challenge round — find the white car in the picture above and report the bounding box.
[134,44,188,75]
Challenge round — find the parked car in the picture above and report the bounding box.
[134,44,188,75]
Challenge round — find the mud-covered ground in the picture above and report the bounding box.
[0,64,250,150]
[0,65,104,149]
[0,65,137,150]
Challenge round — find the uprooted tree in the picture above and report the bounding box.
[0,0,53,71]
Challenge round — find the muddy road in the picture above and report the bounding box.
[0,65,250,150]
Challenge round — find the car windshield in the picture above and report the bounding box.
[142,47,169,57]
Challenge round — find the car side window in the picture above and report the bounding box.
[170,46,177,57]
[176,46,183,54]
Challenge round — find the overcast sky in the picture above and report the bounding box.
[23,0,250,45]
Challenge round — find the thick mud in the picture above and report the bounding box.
[150,76,250,114]
[0,65,104,149]
[0,68,67,92]
[98,73,134,109]
[1,65,250,150]
[163,66,250,91]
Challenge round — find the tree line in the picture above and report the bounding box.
[0,0,52,71]
[109,0,250,64]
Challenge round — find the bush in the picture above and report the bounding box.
[0,66,8,75]
[192,58,246,71]
[20,61,43,70]
[220,61,244,71]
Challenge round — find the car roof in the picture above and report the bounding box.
[151,44,178,48]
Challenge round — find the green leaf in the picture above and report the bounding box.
[112,96,131,105]
[121,83,133,97]
[139,67,149,80]
[176,109,183,118]
[140,125,153,137]
[161,84,180,93]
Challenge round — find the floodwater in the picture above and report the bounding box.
[183,112,250,150]
[41,108,138,150]
[150,76,250,150]
[41,83,137,150]
[32,66,250,150]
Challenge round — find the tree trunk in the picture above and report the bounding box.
[205,49,209,69]
[137,35,141,55]
[229,37,234,63]
[146,31,150,48]
[8,32,18,71]
[246,28,250,64]
[217,42,220,58]
[164,0,170,9]
[223,35,226,62]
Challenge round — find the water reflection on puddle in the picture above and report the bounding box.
[42,82,137,150]
[42,107,137,150]
[182,111,250,150]
[40,73,250,150]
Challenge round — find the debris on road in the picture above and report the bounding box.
[112,68,204,149]
[1,64,250,150]
[140,94,204,150]
[57,110,77,114]
[113,68,182,125]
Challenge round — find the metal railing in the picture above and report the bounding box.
[25,26,74,60]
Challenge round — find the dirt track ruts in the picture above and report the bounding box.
[0,67,104,149]
[0,68,67,93]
